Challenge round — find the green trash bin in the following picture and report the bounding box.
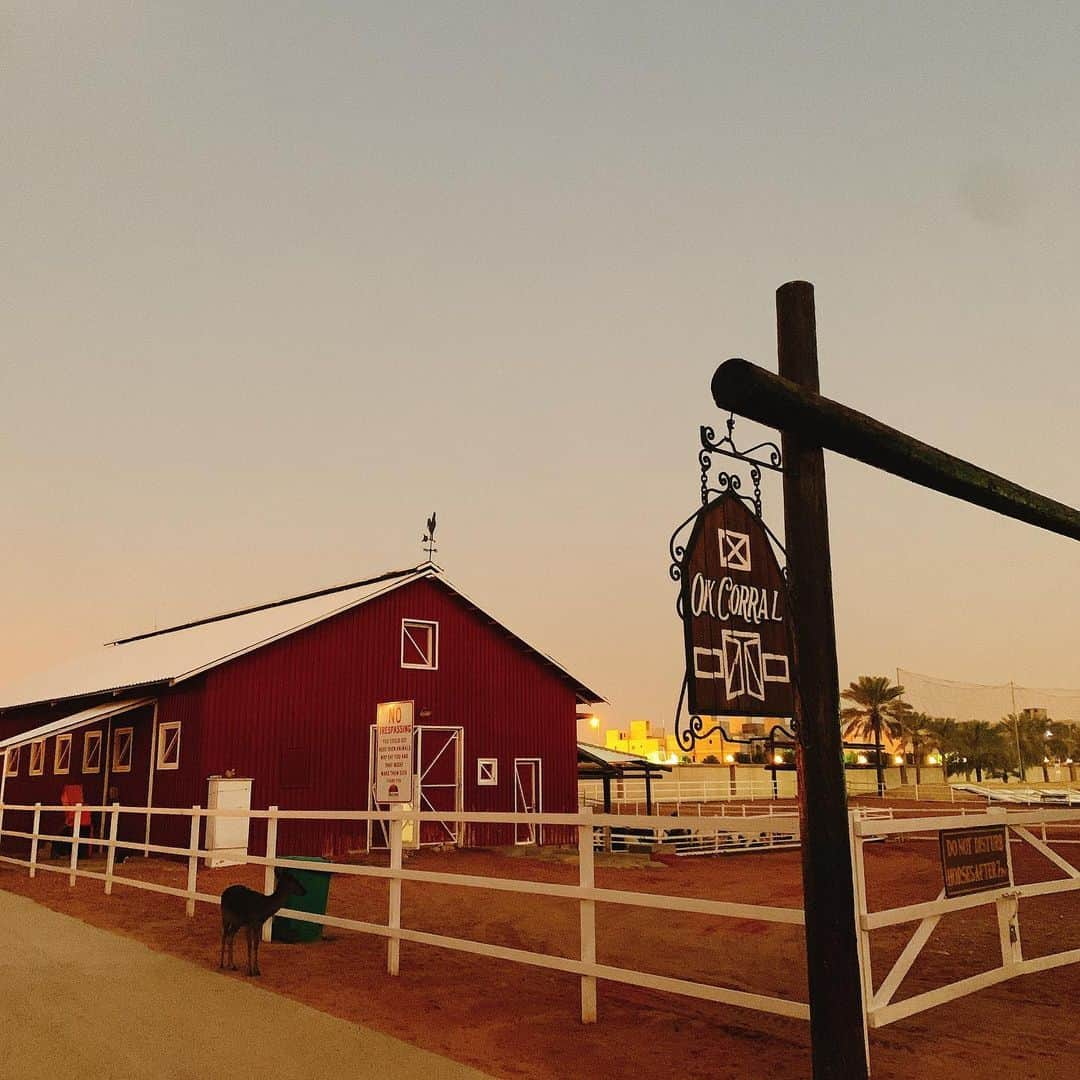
[271,856,332,943]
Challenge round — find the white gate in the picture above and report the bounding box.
[851,806,1080,1028]
[514,758,542,845]
[368,725,464,850]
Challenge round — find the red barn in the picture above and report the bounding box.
[0,565,602,857]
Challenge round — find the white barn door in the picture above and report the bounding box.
[513,758,542,845]
[368,725,463,850]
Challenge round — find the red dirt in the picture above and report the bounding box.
[2,834,1077,1079]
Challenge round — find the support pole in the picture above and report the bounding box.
[578,806,597,1023]
[775,282,869,1080]
[29,803,41,878]
[261,805,278,944]
[387,809,403,976]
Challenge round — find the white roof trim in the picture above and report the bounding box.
[0,565,604,710]
[430,575,605,704]
[169,570,433,687]
[0,698,155,751]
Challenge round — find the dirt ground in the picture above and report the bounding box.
[2,818,1077,1080]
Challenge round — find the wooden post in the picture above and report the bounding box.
[387,809,403,976]
[776,281,869,1079]
[261,805,278,944]
[578,806,597,1022]
[104,802,120,895]
[186,807,200,917]
[29,803,42,878]
[69,805,82,887]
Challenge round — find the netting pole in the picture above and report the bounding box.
[1010,682,1024,781]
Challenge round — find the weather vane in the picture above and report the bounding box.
[422,512,437,560]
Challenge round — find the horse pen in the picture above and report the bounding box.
[1,797,1077,1079]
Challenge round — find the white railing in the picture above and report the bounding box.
[850,806,1080,1028]
[578,778,791,809]
[595,803,801,856]
[0,801,808,1025]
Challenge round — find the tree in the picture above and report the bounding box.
[896,711,938,786]
[841,676,907,795]
[1009,713,1061,783]
[954,721,1007,783]
[926,717,963,779]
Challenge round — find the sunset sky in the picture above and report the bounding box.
[3,5,1077,733]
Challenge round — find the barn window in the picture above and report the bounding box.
[82,731,102,774]
[477,758,498,786]
[4,747,19,777]
[54,734,72,776]
[113,727,134,773]
[156,722,181,771]
[29,739,45,777]
[401,619,438,670]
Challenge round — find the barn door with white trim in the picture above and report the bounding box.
[415,727,464,846]
[513,758,542,845]
[368,725,463,850]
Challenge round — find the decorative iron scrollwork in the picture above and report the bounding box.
[699,410,782,517]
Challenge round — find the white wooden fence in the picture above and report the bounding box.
[850,806,1080,1028]
[0,801,808,1025]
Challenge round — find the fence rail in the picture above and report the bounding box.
[0,800,807,1024]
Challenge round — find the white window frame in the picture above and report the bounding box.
[156,721,181,771]
[113,727,134,773]
[477,758,498,786]
[54,733,72,776]
[401,619,439,670]
[29,739,46,777]
[82,730,102,774]
[4,747,19,777]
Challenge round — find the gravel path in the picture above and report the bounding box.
[0,889,488,1080]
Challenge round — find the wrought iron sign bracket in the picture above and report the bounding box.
[699,402,783,518]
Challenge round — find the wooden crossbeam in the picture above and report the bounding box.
[711,357,1080,542]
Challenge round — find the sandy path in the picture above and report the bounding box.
[0,889,487,1080]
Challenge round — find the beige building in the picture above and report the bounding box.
[605,717,794,764]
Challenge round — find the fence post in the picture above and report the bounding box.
[262,806,278,944]
[186,806,200,917]
[578,806,597,1023]
[847,810,873,1056]
[996,893,1023,968]
[29,803,42,878]
[104,803,120,895]
[68,805,82,887]
[387,808,403,976]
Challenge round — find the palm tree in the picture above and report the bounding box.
[841,676,907,795]
[955,721,1006,783]
[1009,713,1058,783]
[897,711,938,786]
[926,717,963,778]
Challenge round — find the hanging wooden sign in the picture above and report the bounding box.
[679,493,795,718]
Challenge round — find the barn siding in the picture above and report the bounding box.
[192,578,580,855]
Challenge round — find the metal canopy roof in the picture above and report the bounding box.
[0,564,604,711]
[0,697,154,751]
[577,742,672,776]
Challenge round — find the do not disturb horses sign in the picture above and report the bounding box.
[679,494,795,718]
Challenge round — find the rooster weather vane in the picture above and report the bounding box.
[422,512,437,560]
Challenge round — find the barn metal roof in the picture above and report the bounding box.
[0,564,604,711]
[0,698,154,751]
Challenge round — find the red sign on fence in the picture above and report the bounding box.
[679,494,795,719]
